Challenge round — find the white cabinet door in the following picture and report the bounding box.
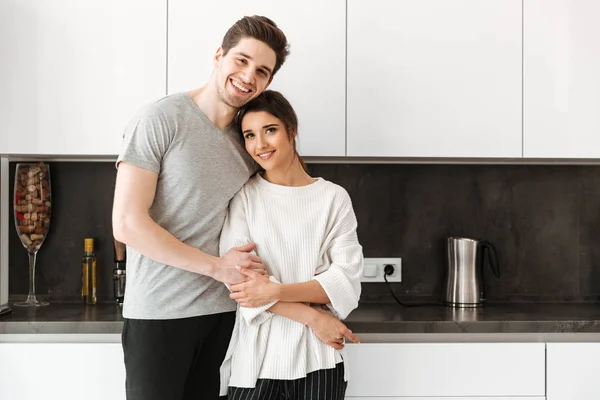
[344,343,545,397]
[524,0,600,158]
[347,0,522,158]
[0,343,125,400]
[547,343,600,400]
[0,0,166,156]
[347,398,545,400]
[0,159,6,307]
[168,0,346,157]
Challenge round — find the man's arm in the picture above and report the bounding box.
[112,162,259,284]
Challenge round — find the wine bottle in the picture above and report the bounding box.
[82,238,97,305]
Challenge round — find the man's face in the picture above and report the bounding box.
[213,37,277,109]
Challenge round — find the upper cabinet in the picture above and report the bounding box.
[167,0,346,157]
[0,0,166,156]
[4,1,598,160]
[524,0,600,158]
[346,0,522,158]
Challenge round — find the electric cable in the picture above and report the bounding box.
[383,265,444,307]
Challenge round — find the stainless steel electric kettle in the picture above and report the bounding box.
[444,237,500,308]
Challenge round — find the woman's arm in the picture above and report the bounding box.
[230,192,364,319]
[224,267,359,348]
[276,280,329,303]
[267,302,360,349]
[230,272,329,306]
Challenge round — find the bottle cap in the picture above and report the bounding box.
[84,238,94,252]
[113,239,126,263]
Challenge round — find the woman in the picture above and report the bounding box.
[219,90,364,400]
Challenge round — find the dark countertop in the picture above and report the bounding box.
[346,302,600,334]
[2,302,600,341]
[0,303,124,334]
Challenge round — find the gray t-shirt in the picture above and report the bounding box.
[117,92,257,319]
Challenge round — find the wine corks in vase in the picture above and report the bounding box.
[14,163,52,253]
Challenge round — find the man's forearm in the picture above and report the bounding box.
[113,212,217,276]
[276,280,330,304]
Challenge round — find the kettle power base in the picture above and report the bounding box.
[444,301,484,308]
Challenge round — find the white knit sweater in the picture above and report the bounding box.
[218,173,364,395]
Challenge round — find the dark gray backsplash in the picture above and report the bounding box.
[8,162,600,303]
[9,162,116,302]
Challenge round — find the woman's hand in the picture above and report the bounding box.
[229,268,280,308]
[308,310,360,350]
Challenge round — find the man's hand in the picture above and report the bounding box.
[229,268,279,307]
[213,243,267,284]
[308,311,360,350]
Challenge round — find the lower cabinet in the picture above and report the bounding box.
[547,342,600,400]
[347,398,544,400]
[11,340,600,399]
[0,342,125,400]
[344,343,546,398]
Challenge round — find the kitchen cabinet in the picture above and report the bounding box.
[547,342,600,400]
[0,159,7,308]
[167,0,346,157]
[347,398,544,400]
[344,343,545,397]
[0,342,125,400]
[0,0,166,156]
[523,0,600,158]
[346,0,522,158]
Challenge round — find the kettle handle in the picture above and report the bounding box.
[479,240,501,278]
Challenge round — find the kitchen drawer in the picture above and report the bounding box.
[346,396,546,400]
[0,343,125,400]
[547,342,600,400]
[344,343,545,397]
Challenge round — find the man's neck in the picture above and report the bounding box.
[188,86,237,130]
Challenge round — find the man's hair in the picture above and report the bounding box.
[221,16,290,78]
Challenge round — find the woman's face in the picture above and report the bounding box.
[241,111,295,172]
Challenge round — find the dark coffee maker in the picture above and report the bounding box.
[113,239,126,305]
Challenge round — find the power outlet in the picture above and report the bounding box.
[361,258,402,283]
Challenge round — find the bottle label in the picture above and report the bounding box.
[82,261,88,298]
[92,259,97,298]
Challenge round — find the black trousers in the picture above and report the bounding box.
[122,312,235,400]
[227,362,347,400]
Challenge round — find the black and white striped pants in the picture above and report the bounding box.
[227,362,347,400]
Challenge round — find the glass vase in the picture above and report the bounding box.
[13,162,52,307]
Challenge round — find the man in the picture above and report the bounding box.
[112,16,289,400]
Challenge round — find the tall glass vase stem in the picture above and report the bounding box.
[14,252,48,307]
[26,252,37,303]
